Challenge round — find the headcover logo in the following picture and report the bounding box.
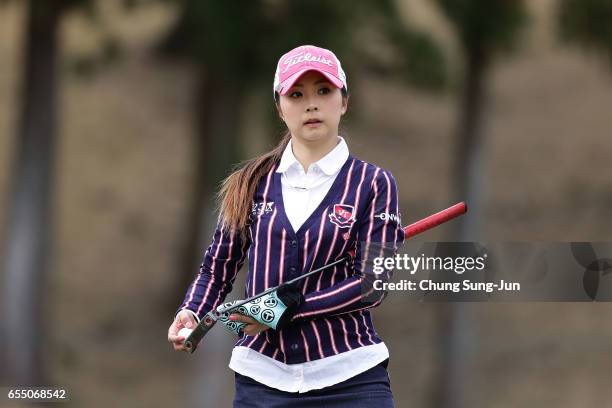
[328,204,356,229]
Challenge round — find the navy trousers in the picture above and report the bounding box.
[233,359,394,408]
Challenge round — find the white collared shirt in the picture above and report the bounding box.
[228,136,389,392]
[275,136,349,232]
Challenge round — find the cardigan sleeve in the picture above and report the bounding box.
[175,216,251,321]
[292,168,404,321]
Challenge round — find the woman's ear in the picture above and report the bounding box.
[341,95,349,116]
[275,102,285,122]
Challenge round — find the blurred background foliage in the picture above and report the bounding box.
[1,0,612,407]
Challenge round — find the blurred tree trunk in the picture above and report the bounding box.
[171,71,245,408]
[432,1,526,405]
[433,46,489,408]
[171,70,244,307]
[452,46,489,240]
[2,0,64,386]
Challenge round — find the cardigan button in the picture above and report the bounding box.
[291,240,298,248]
[290,267,296,274]
[291,344,299,351]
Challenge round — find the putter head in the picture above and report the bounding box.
[183,311,218,353]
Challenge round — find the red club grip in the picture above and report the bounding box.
[403,202,467,238]
[347,202,467,259]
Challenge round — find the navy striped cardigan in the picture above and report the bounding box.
[178,156,404,364]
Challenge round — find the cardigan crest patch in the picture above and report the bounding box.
[328,204,356,229]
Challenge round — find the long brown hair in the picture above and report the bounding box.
[217,130,291,240]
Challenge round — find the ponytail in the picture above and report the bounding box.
[217,130,291,241]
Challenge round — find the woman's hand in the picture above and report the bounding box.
[230,313,270,336]
[168,310,197,352]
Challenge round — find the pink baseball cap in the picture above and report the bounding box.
[273,45,347,97]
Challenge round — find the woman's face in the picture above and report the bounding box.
[277,70,348,144]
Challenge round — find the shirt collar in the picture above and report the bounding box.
[276,136,349,176]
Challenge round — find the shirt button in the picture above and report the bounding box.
[291,344,299,351]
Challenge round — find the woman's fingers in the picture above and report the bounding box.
[230,313,269,336]
[168,327,188,351]
[178,310,197,330]
[168,322,182,342]
[170,333,190,352]
[174,342,189,352]
[229,314,257,324]
[168,332,184,343]
[242,325,260,336]
[168,310,197,352]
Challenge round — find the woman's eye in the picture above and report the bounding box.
[289,91,302,98]
[318,87,330,95]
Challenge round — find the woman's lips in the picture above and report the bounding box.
[304,119,322,127]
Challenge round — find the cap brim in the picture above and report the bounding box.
[278,68,344,96]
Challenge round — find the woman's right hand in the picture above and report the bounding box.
[168,310,198,352]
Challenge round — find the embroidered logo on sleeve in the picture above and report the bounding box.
[328,204,356,229]
[251,201,275,216]
[374,212,401,224]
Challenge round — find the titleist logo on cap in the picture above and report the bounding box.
[273,45,347,96]
[281,51,334,74]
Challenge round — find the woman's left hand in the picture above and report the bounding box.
[230,314,270,336]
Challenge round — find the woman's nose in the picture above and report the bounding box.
[306,105,318,112]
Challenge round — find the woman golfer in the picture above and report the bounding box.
[168,45,404,407]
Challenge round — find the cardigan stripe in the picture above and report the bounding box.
[177,156,404,364]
